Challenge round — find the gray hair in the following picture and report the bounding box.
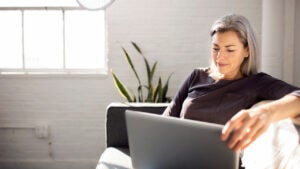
[210,14,258,76]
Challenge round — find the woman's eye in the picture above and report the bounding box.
[227,50,235,52]
[213,48,219,52]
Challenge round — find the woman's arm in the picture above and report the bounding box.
[221,94,300,152]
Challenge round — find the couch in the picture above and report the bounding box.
[96,102,169,169]
[96,102,300,169]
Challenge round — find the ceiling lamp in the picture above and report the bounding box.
[76,0,115,10]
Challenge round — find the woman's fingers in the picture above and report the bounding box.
[221,110,249,141]
[232,117,267,151]
[222,108,271,152]
[227,114,258,149]
[240,125,268,150]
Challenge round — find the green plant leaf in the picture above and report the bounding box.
[146,84,153,102]
[111,70,134,102]
[150,61,157,84]
[132,42,151,101]
[122,47,142,86]
[122,47,144,101]
[147,61,157,102]
[122,47,142,85]
[131,42,152,87]
[161,73,174,102]
[153,78,162,102]
[131,41,142,54]
[133,95,137,102]
[158,78,164,102]
[145,59,151,86]
[138,85,143,102]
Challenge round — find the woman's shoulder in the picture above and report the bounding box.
[193,67,210,75]
[189,67,210,78]
[249,72,277,80]
[186,67,211,83]
[246,72,287,86]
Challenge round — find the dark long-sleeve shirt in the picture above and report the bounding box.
[164,68,300,124]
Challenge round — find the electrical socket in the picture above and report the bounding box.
[35,123,49,139]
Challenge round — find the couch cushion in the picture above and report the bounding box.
[96,147,132,169]
[106,103,168,148]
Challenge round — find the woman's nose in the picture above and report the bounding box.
[216,51,225,60]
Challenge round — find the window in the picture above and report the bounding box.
[0,1,106,75]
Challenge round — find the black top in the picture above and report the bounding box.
[164,68,300,124]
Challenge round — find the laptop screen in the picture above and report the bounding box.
[125,110,239,169]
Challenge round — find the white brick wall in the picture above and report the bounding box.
[0,77,114,169]
[0,1,265,169]
[107,0,262,95]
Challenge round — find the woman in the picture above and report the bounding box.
[163,14,300,153]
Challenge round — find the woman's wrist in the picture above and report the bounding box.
[258,95,300,123]
[256,102,278,123]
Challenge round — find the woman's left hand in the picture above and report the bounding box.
[221,107,273,152]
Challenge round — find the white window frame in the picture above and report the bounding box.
[0,0,80,8]
[0,3,107,76]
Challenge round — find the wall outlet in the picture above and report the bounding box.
[35,123,49,139]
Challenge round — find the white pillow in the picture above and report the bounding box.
[242,119,300,169]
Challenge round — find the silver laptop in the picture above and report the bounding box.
[125,110,239,169]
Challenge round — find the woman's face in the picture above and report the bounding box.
[211,30,249,80]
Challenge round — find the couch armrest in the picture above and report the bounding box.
[97,147,132,169]
[105,102,169,148]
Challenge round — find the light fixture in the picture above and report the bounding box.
[76,0,115,10]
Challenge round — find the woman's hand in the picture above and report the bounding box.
[221,106,273,152]
[221,95,300,152]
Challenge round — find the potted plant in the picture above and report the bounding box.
[106,42,173,149]
[110,41,173,103]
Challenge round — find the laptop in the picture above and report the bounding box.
[125,110,239,169]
